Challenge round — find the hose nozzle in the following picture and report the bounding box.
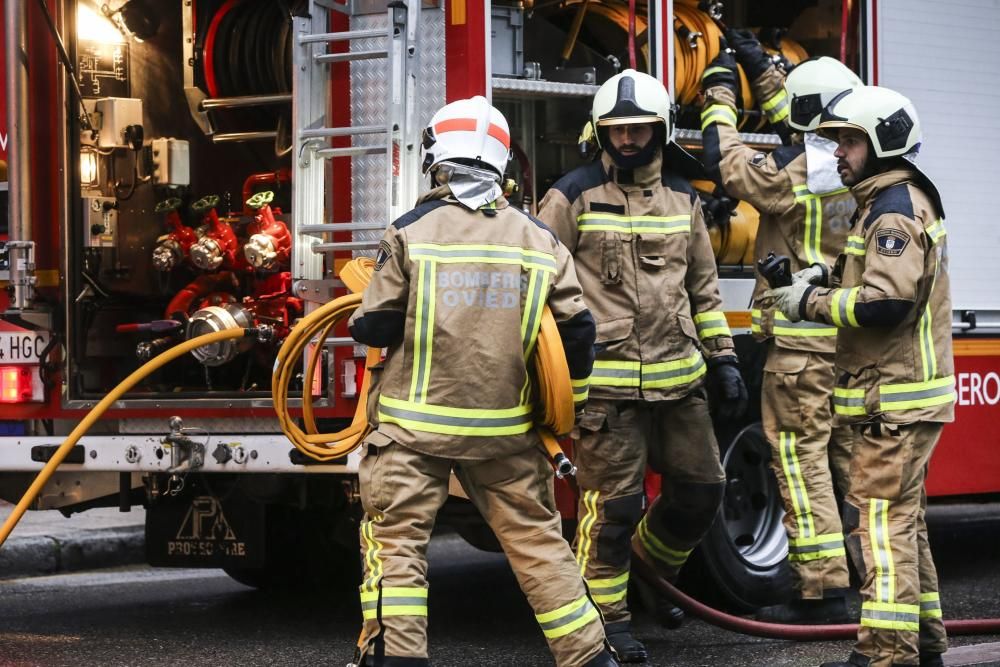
[552,452,577,479]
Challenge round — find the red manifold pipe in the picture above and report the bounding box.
[242,168,291,214]
[165,271,238,320]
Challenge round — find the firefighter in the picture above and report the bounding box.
[764,85,952,667]
[537,69,748,663]
[700,37,863,624]
[348,96,616,667]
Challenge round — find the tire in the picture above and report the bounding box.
[692,421,792,612]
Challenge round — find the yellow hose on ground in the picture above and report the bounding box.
[0,327,252,549]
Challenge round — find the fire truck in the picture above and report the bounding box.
[1,0,998,607]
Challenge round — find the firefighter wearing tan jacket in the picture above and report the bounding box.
[538,69,748,663]
[766,86,952,667]
[700,35,863,624]
[348,97,617,667]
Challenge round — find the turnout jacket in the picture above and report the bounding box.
[701,67,856,353]
[349,186,597,461]
[537,149,734,402]
[801,168,955,425]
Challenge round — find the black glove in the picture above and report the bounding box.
[725,28,772,80]
[707,355,749,422]
[700,190,737,231]
[702,48,739,94]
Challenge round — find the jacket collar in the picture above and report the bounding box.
[415,184,509,210]
[601,147,663,189]
[851,167,916,209]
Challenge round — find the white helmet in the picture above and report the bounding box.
[817,85,921,158]
[421,96,511,178]
[591,69,674,146]
[785,56,863,132]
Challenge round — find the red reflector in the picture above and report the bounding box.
[1,366,34,403]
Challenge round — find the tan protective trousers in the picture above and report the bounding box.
[357,433,607,667]
[845,422,947,667]
[573,391,726,626]
[762,344,854,598]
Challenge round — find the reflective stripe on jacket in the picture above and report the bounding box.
[803,169,955,425]
[537,149,734,402]
[701,67,856,354]
[350,187,596,459]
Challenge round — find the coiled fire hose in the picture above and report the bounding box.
[274,257,577,474]
[0,327,256,548]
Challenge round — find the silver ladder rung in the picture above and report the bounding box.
[315,50,387,64]
[311,241,380,252]
[299,28,390,45]
[201,94,292,110]
[316,146,387,158]
[299,125,385,140]
[212,131,276,143]
[299,222,387,234]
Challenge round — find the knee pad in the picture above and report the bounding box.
[841,501,866,577]
[596,492,644,566]
[654,481,725,542]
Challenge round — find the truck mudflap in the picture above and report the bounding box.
[146,486,265,569]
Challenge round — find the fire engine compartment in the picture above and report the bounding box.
[59,0,852,412]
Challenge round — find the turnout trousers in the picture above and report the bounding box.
[844,422,947,667]
[357,435,607,667]
[573,391,726,625]
[762,344,854,598]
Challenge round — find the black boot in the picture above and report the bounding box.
[605,621,648,664]
[582,649,621,667]
[820,650,871,667]
[631,573,685,629]
[919,652,944,667]
[757,596,851,625]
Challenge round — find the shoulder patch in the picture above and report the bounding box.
[549,160,608,205]
[749,152,768,168]
[770,144,806,171]
[862,183,914,232]
[875,228,911,257]
[374,240,392,271]
[391,199,451,230]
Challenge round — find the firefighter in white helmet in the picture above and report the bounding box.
[538,69,748,663]
[764,85,952,667]
[348,96,617,667]
[700,36,863,624]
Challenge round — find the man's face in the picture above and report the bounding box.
[607,123,656,156]
[833,128,870,186]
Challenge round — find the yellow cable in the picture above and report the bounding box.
[0,327,251,549]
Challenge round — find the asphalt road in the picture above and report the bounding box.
[1,504,999,667]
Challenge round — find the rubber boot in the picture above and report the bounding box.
[605,621,648,664]
[757,596,851,625]
[919,653,944,667]
[582,649,621,667]
[631,570,685,629]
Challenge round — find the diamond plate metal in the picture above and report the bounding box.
[350,6,445,256]
[118,417,282,434]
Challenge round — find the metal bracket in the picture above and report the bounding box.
[163,417,206,474]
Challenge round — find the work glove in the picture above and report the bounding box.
[791,263,827,287]
[762,281,811,323]
[725,28,773,81]
[700,190,738,231]
[707,355,749,422]
[701,47,739,95]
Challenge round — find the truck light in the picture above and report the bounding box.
[0,367,35,403]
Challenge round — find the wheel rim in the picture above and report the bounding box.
[719,423,788,571]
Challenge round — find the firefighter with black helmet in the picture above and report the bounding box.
[766,85,953,667]
[538,69,748,663]
[700,37,863,624]
[348,96,617,667]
